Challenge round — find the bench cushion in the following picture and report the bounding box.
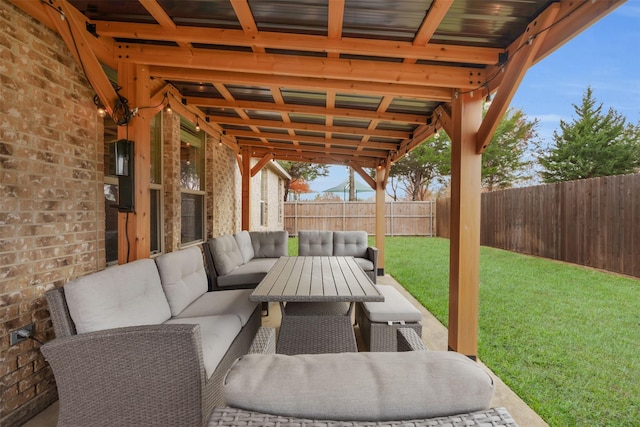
[64,259,171,334]
[155,246,209,317]
[209,234,244,275]
[165,315,242,378]
[298,230,333,256]
[363,285,422,323]
[224,351,494,421]
[234,231,255,264]
[250,230,288,258]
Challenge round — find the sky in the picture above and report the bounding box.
[304,1,640,200]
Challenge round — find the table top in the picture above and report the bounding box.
[249,256,383,303]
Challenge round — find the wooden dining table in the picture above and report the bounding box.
[250,256,383,354]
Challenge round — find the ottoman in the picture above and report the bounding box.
[356,285,423,351]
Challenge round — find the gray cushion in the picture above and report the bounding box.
[64,259,171,334]
[224,351,494,421]
[250,230,288,258]
[217,258,278,287]
[165,315,241,378]
[174,289,258,326]
[155,246,208,317]
[234,231,255,264]
[354,257,374,272]
[363,285,422,323]
[209,234,244,275]
[298,230,333,256]
[333,231,368,257]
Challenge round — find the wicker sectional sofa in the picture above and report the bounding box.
[203,230,288,291]
[298,230,378,282]
[43,246,260,427]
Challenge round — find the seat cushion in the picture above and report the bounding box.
[64,259,171,334]
[165,315,242,378]
[174,289,258,326]
[209,234,244,275]
[224,351,494,421]
[333,231,368,257]
[250,230,288,258]
[234,231,255,264]
[216,258,278,288]
[298,230,333,256]
[363,285,422,323]
[354,257,374,272]
[155,246,209,317]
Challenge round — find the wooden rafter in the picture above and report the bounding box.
[251,154,274,177]
[95,22,500,65]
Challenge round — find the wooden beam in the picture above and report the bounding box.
[96,22,500,65]
[413,0,453,46]
[327,0,345,59]
[138,0,176,30]
[241,148,252,230]
[375,165,387,275]
[150,66,453,101]
[350,163,376,190]
[210,116,409,139]
[117,64,152,263]
[448,92,482,359]
[251,154,273,177]
[43,0,119,114]
[117,45,483,89]
[476,4,559,153]
[186,97,427,124]
[250,150,380,168]
[238,139,389,159]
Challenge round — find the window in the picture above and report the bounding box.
[180,117,205,245]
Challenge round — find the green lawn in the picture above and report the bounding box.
[383,236,640,426]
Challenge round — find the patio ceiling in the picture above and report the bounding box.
[11,0,624,172]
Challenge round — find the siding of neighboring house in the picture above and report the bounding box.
[0,1,288,424]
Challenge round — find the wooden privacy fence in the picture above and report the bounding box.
[284,201,435,236]
[436,173,640,278]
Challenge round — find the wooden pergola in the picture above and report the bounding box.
[11,0,624,358]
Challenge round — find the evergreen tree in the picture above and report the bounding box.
[538,86,640,183]
[482,108,537,191]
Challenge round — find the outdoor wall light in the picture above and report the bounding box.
[195,117,201,132]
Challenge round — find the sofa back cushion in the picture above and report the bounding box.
[209,234,244,275]
[155,246,208,317]
[64,259,171,334]
[224,351,494,422]
[234,231,255,264]
[333,231,368,257]
[250,230,288,258]
[298,230,333,256]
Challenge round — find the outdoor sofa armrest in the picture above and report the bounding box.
[366,245,378,265]
[41,323,209,427]
[397,327,427,351]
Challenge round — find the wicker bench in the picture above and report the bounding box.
[356,285,423,351]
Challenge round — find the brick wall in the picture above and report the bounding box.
[0,1,103,425]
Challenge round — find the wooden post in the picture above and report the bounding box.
[117,63,151,263]
[375,166,386,275]
[241,147,251,230]
[448,93,482,358]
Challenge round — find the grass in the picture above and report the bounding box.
[383,237,640,426]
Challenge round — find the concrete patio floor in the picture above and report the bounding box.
[22,274,548,427]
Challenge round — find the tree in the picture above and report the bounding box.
[482,107,537,190]
[288,179,312,201]
[278,161,329,201]
[538,86,640,183]
[387,134,450,201]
